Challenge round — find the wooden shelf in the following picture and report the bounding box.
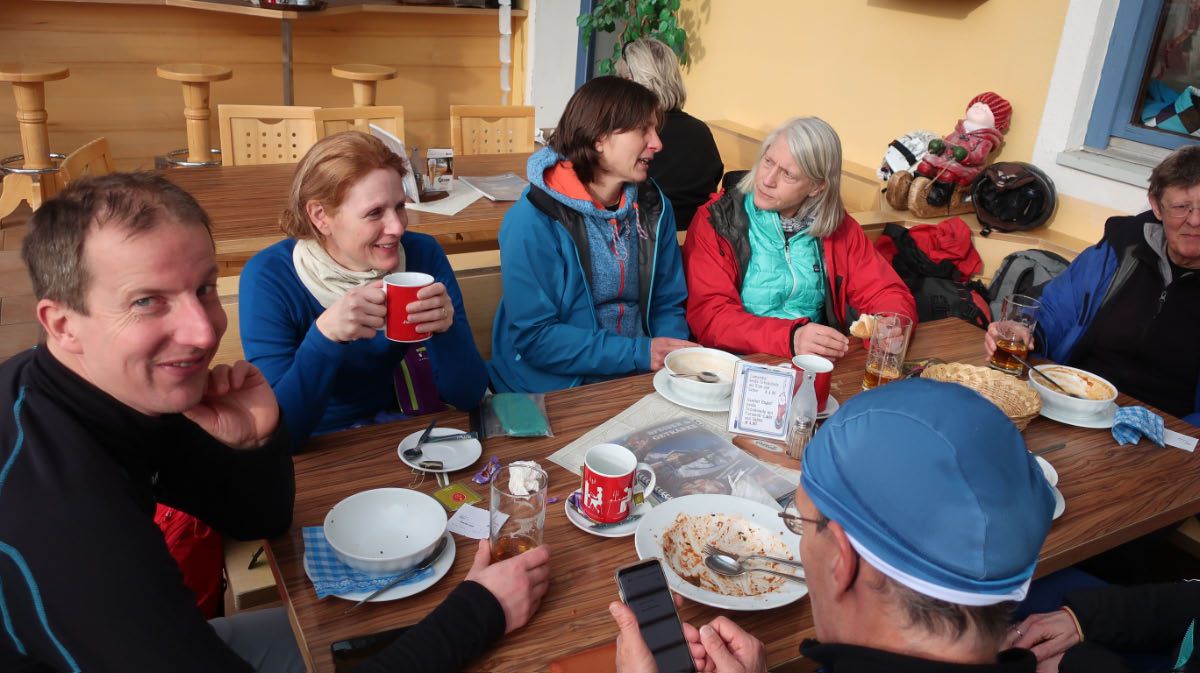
[34,0,527,19]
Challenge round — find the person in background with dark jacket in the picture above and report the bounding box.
[985,145,1200,425]
[1007,581,1200,672]
[489,76,694,393]
[683,116,916,360]
[616,37,723,231]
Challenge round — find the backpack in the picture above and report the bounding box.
[986,249,1070,318]
[878,223,992,328]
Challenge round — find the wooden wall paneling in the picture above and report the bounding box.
[0,1,527,172]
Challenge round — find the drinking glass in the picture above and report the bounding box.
[989,295,1041,375]
[490,464,548,562]
[861,312,913,390]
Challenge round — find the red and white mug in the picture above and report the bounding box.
[383,272,434,343]
[580,443,656,524]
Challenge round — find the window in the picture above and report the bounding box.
[1087,0,1200,151]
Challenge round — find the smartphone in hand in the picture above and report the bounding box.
[615,558,696,673]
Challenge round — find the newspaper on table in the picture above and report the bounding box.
[458,173,529,201]
[405,183,481,216]
[547,394,798,509]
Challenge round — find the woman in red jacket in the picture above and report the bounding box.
[683,117,916,359]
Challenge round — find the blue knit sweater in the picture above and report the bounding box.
[240,236,488,450]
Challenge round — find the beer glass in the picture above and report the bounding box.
[989,295,1041,375]
[490,464,548,562]
[861,312,913,390]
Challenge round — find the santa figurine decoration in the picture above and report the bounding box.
[886,92,1013,218]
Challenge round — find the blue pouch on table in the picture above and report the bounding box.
[483,393,553,438]
[302,527,435,599]
[1111,406,1165,447]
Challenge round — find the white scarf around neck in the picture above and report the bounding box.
[291,238,404,308]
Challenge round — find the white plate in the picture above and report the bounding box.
[817,396,840,419]
[1039,402,1117,429]
[303,532,456,603]
[564,492,651,538]
[633,494,807,611]
[1052,487,1065,520]
[1035,455,1058,487]
[653,370,732,413]
[398,427,483,473]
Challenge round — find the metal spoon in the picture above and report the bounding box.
[703,543,805,570]
[669,370,721,383]
[1008,353,1085,399]
[704,551,806,584]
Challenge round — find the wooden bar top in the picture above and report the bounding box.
[266,318,1200,672]
[161,152,528,257]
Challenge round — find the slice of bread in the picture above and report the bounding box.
[849,314,875,339]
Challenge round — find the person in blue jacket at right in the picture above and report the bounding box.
[489,76,695,394]
[985,145,1200,425]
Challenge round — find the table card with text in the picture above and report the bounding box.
[727,361,796,441]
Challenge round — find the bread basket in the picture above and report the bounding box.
[920,363,1041,430]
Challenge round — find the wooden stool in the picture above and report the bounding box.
[0,63,69,220]
[332,64,396,107]
[157,63,233,167]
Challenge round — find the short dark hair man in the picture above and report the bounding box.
[0,173,550,672]
[613,379,1056,672]
[986,145,1200,425]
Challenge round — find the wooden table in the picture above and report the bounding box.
[265,318,1200,672]
[163,153,529,259]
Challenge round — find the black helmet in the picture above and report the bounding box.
[972,162,1057,236]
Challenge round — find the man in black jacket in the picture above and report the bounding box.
[0,173,549,673]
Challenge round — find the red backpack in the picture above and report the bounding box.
[154,504,224,618]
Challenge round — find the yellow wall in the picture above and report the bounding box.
[680,0,1068,186]
[678,0,1126,244]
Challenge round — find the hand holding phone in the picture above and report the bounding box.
[613,559,697,673]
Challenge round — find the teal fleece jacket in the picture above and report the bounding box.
[487,151,690,393]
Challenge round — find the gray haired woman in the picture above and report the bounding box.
[617,37,723,230]
[682,116,916,359]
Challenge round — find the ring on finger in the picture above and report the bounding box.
[1012,626,1023,638]
[442,306,449,319]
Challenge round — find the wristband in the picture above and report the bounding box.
[1061,606,1084,642]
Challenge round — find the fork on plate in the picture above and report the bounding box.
[702,543,806,571]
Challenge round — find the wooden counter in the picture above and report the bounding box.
[0,0,528,170]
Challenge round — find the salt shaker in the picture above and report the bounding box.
[786,370,819,460]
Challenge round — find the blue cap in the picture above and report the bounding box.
[800,379,1055,605]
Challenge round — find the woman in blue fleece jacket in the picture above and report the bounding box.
[489,76,694,393]
[241,132,487,449]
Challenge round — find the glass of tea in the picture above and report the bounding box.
[490,464,548,562]
[989,294,1041,375]
[861,312,913,391]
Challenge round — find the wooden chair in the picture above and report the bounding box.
[314,106,405,141]
[212,274,243,367]
[60,138,115,183]
[217,105,319,166]
[449,105,535,156]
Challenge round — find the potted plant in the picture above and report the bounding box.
[578,0,688,75]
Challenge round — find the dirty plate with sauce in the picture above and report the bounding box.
[633,494,807,611]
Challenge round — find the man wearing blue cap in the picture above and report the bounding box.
[612,379,1057,672]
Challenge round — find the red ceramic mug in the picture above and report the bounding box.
[791,354,833,413]
[580,443,656,524]
[384,272,434,343]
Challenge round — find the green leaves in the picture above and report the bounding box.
[580,0,689,76]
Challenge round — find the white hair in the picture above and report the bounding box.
[737,117,845,239]
[615,38,687,112]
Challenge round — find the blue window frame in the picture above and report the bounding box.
[1086,0,1200,150]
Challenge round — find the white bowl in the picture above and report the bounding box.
[323,488,448,576]
[1028,364,1117,419]
[664,347,739,405]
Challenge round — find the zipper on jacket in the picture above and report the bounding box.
[1154,287,1169,319]
[779,222,800,305]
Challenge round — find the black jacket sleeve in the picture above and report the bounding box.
[352,581,507,673]
[1066,581,1200,651]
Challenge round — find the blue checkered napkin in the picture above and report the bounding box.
[1111,406,1165,447]
[302,527,435,599]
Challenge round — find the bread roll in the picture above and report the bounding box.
[849,314,875,339]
